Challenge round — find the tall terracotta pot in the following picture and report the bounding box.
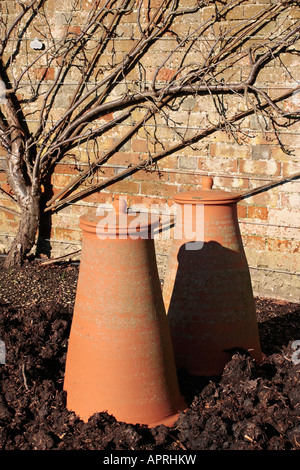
[163,177,263,376]
[64,199,185,426]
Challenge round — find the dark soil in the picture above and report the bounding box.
[0,261,299,451]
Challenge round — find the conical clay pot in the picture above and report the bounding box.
[163,177,263,376]
[64,198,185,426]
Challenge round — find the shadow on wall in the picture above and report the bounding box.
[36,170,54,259]
[167,241,262,376]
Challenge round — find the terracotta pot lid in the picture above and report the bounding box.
[79,198,159,235]
[174,176,242,205]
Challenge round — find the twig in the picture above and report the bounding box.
[39,249,81,265]
[170,433,187,450]
[21,363,28,390]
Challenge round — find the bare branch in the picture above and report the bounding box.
[45,95,173,207]
[0,0,43,57]
[36,0,176,152]
[45,85,300,213]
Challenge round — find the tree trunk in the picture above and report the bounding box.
[3,192,40,268]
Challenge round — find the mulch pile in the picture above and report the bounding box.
[0,261,299,451]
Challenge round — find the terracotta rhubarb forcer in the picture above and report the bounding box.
[63,198,185,426]
[163,176,263,376]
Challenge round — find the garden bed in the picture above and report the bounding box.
[0,261,299,451]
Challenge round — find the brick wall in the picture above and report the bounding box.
[0,0,299,301]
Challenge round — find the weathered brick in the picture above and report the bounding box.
[54,174,72,188]
[7,220,19,231]
[113,39,135,53]
[248,205,268,220]
[201,5,215,22]
[82,191,114,205]
[169,171,201,186]
[54,227,81,242]
[246,191,279,208]
[109,179,141,195]
[239,159,281,176]
[108,152,140,166]
[96,113,114,123]
[134,168,169,183]
[267,238,292,253]
[66,25,82,35]
[237,203,248,219]
[52,213,79,230]
[178,156,198,170]
[243,4,265,19]
[258,66,288,84]
[210,142,250,160]
[213,176,249,190]
[0,183,13,196]
[155,155,179,170]
[2,210,15,221]
[154,68,176,82]
[140,181,176,199]
[268,207,300,226]
[34,67,55,80]
[132,139,149,153]
[198,156,238,174]
[209,131,236,144]
[282,161,300,176]
[244,235,266,251]
[226,5,244,20]
[181,96,197,112]
[249,249,300,274]
[82,0,105,10]
[271,147,294,162]
[54,164,81,175]
[130,195,167,208]
[280,192,300,208]
[240,217,299,242]
[252,145,270,160]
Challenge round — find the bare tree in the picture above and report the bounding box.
[0,0,299,267]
